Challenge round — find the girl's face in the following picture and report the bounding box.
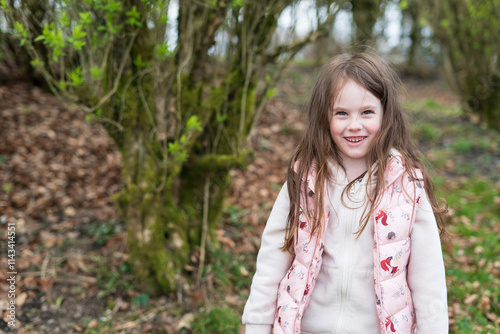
[329,79,383,168]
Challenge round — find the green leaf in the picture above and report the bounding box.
[216,113,227,124]
[90,66,103,80]
[68,67,84,87]
[79,12,92,26]
[38,23,66,61]
[160,14,168,24]
[61,11,71,27]
[104,0,123,13]
[14,21,28,46]
[30,58,45,68]
[266,88,276,99]
[0,0,6,9]
[133,54,150,68]
[55,296,64,308]
[177,151,188,162]
[58,80,68,90]
[168,141,180,154]
[125,17,141,27]
[400,0,408,11]
[186,115,202,131]
[230,0,244,8]
[3,183,12,193]
[14,21,27,36]
[73,24,87,40]
[126,5,141,27]
[131,293,149,307]
[440,18,450,29]
[69,24,87,50]
[105,16,123,34]
[85,114,93,122]
[156,44,169,58]
[72,40,86,50]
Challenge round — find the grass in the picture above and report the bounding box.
[93,256,134,299]
[407,98,500,333]
[191,306,241,334]
[441,178,500,333]
[88,220,120,246]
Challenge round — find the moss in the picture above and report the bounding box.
[119,183,191,294]
[191,151,253,172]
[113,126,194,294]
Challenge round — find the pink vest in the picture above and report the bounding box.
[273,155,423,334]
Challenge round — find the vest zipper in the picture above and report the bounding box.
[333,189,357,334]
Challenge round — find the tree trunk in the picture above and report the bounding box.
[352,0,382,47]
[418,0,500,130]
[115,145,188,293]
[406,4,422,67]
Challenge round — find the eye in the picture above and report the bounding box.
[335,111,347,116]
[362,109,375,115]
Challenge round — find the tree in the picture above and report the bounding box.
[399,0,422,67]
[351,0,384,47]
[4,0,341,294]
[417,0,500,129]
[0,0,48,82]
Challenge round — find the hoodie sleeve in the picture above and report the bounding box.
[242,182,294,334]
[408,190,449,334]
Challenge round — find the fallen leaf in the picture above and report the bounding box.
[479,296,490,311]
[16,292,27,307]
[87,318,98,329]
[464,294,478,305]
[225,295,239,307]
[176,313,194,331]
[486,312,499,323]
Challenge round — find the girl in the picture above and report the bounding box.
[242,52,448,334]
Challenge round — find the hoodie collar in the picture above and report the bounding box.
[327,148,405,189]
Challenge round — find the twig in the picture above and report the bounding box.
[20,271,97,284]
[40,252,51,279]
[197,175,211,287]
[112,305,170,331]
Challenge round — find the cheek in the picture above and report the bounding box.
[329,120,340,138]
[370,115,383,134]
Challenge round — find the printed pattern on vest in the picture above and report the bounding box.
[374,156,422,334]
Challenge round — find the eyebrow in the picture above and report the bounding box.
[332,105,379,111]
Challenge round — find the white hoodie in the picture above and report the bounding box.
[242,161,448,334]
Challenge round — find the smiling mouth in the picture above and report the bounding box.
[345,137,366,143]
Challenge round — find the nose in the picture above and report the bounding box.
[347,115,362,131]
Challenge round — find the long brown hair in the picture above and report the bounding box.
[282,51,447,253]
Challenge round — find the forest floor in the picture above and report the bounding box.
[0,62,499,334]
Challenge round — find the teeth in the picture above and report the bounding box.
[346,137,363,142]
